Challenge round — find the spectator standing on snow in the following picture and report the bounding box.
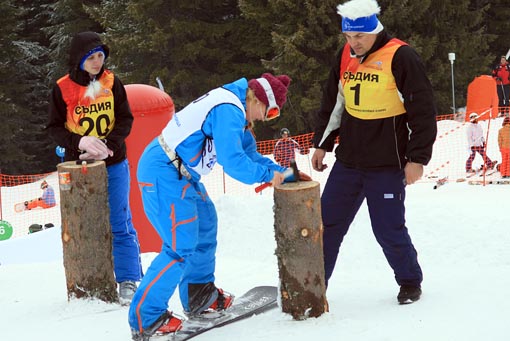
[465,113,496,174]
[492,56,510,115]
[128,73,311,340]
[46,31,142,304]
[311,0,437,305]
[498,116,510,178]
[273,128,308,167]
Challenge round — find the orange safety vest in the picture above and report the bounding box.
[57,70,116,138]
[340,38,407,120]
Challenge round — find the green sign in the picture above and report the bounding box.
[0,220,14,241]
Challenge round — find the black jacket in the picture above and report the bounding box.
[47,32,132,166]
[313,31,437,169]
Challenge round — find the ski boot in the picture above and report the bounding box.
[203,288,234,313]
[119,281,137,305]
[131,311,183,341]
[186,286,234,318]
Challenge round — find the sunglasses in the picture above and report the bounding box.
[255,77,281,121]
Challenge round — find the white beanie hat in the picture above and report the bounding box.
[337,0,384,34]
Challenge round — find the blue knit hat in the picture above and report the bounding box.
[79,46,106,70]
[337,0,384,34]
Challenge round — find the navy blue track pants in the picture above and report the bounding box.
[321,161,423,287]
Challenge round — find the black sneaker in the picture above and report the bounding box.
[397,285,422,304]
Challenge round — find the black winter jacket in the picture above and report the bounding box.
[313,31,437,169]
[47,32,132,166]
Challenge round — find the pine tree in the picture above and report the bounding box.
[481,0,510,68]
[379,0,493,115]
[0,0,36,174]
[46,0,103,84]
[240,0,340,138]
[15,0,57,173]
[94,0,269,111]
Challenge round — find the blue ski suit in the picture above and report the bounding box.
[128,78,285,332]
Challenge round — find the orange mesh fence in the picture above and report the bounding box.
[1,113,507,241]
[256,132,315,156]
[426,111,506,185]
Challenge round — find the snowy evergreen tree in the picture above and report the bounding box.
[0,1,54,174]
[0,0,38,174]
[0,0,508,173]
[240,0,340,137]
[93,0,269,111]
[15,0,57,173]
[480,0,510,68]
[45,0,103,84]
[379,0,493,115]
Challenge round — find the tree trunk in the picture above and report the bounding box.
[273,180,327,320]
[57,160,118,302]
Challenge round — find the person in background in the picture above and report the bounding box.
[498,116,510,179]
[273,127,309,167]
[465,113,496,174]
[311,0,437,305]
[128,72,311,340]
[492,55,510,116]
[46,31,142,303]
[24,180,56,210]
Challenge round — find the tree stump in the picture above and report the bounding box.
[273,180,327,320]
[57,160,118,303]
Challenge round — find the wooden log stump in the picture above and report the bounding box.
[57,160,118,303]
[273,180,327,320]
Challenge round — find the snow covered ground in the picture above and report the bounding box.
[1,172,509,340]
[1,117,510,340]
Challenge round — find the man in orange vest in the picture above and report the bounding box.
[312,0,437,305]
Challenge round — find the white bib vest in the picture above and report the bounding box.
[161,87,245,175]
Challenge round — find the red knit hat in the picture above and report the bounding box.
[248,73,291,108]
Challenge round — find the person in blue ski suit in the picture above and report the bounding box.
[129,73,308,340]
[311,0,437,305]
[47,32,142,302]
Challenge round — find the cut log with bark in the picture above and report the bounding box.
[273,180,327,320]
[57,160,118,303]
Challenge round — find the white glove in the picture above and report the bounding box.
[78,136,109,155]
[79,150,113,161]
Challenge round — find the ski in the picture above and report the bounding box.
[433,177,448,189]
[466,171,478,178]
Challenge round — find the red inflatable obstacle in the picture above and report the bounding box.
[465,75,499,121]
[125,84,174,252]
